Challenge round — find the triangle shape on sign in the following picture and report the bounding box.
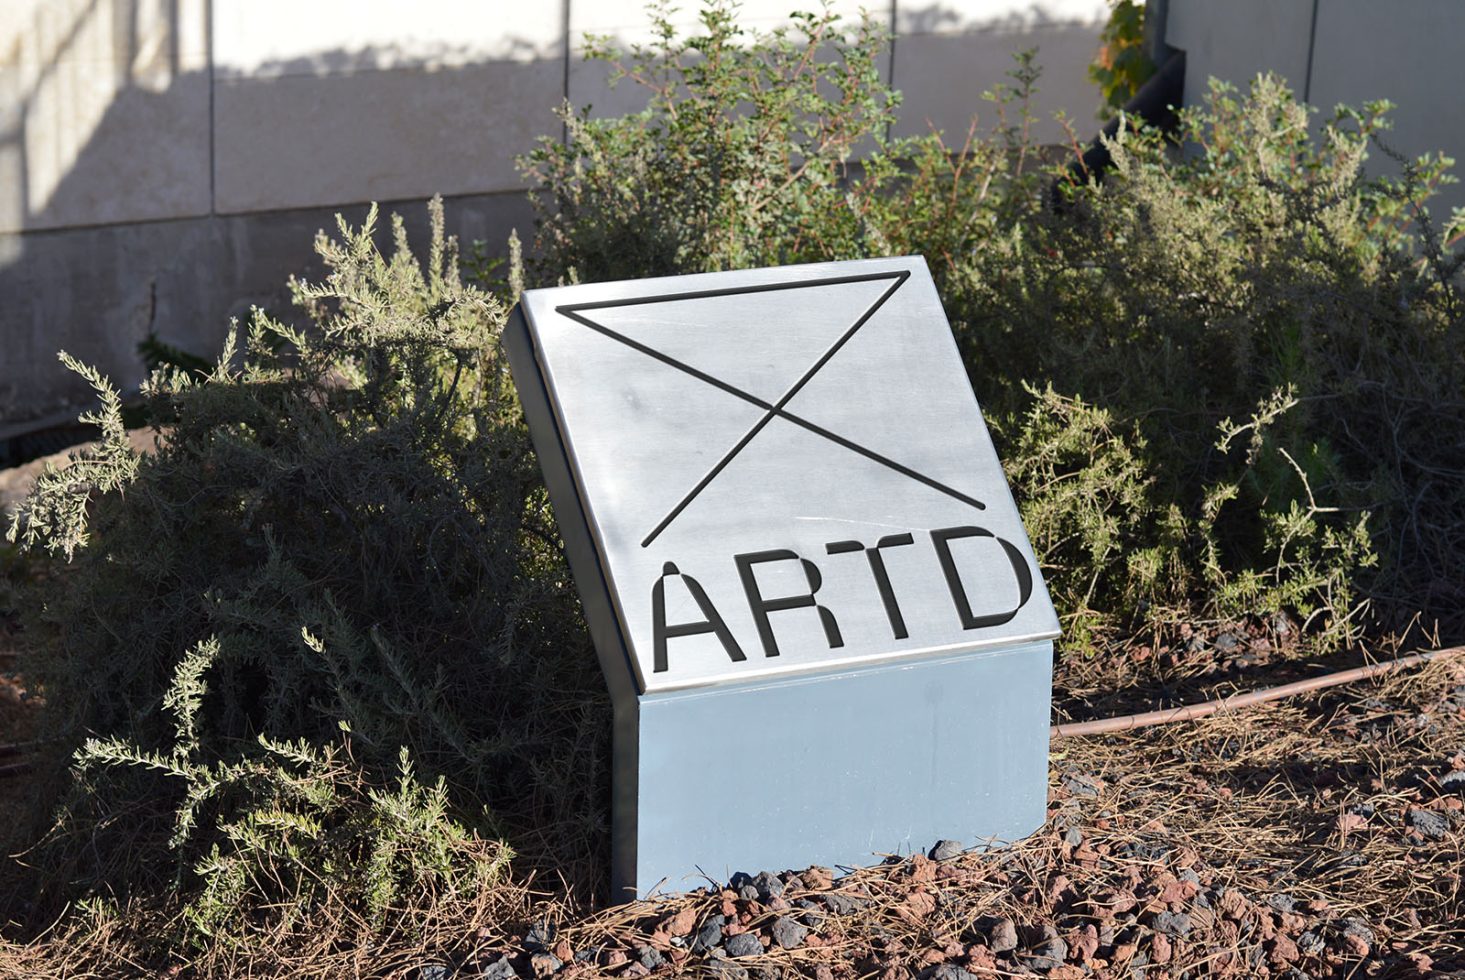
[555,272,906,406]
[782,292,995,506]
[535,322,771,556]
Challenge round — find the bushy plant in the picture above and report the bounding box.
[6,199,608,930]
[949,78,1460,644]
[1088,0,1154,114]
[521,4,1464,650]
[522,0,896,282]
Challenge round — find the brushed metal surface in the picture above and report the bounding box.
[516,256,1059,694]
[632,640,1054,894]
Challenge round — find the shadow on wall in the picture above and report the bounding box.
[0,0,549,433]
[1,0,1108,434]
[2,0,207,233]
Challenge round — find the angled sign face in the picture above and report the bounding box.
[514,257,1059,694]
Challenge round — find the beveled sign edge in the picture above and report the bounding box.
[516,255,1061,696]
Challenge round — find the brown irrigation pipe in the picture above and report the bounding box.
[1051,646,1465,739]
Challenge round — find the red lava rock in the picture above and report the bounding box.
[804,867,834,891]
[666,908,696,937]
[1046,874,1072,903]
[1151,933,1173,966]
[1102,889,1139,915]
[965,945,997,970]
[1343,931,1371,957]
[815,967,835,980]
[1048,967,1086,979]
[1157,878,1194,905]
[769,896,792,912]
[1217,889,1249,920]
[721,897,738,917]
[1068,924,1099,963]
[1305,898,1329,913]
[530,953,562,977]
[1338,813,1369,833]
[1268,933,1299,967]
[909,854,937,884]
[622,963,651,978]
[901,890,937,921]
[1113,942,1138,966]
[1277,911,1307,934]
[1409,952,1434,974]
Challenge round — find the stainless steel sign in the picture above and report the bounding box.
[506,256,1058,896]
[515,257,1058,694]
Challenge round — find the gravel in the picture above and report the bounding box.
[929,839,963,861]
[1407,807,1449,839]
[770,916,808,949]
[695,915,726,951]
[821,892,861,915]
[523,921,555,953]
[752,871,784,901]
[1060,772,1101,797]
[479,958,517,980]
[985,917,1018,953]
[725,933,763,958]
[528,953,561,978]
[1152,910,1192,937]
[1029,933,1068,969]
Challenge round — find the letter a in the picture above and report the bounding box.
[651,562,746,673]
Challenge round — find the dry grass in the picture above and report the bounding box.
[4,650,1461,979]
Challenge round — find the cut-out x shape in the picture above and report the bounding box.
[556,270,985,548]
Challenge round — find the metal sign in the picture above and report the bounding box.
[514,257,1058,694]
[506,256,1058,896]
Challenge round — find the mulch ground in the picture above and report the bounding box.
[460,648,1463,980]
[3,446,1465,977]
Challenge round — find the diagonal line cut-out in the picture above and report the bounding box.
[555,270,985,548]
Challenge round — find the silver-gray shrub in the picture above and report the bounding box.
[7,199,608,922]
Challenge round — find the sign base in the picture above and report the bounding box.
[502,260,1060,900]
[613,640,1052,898]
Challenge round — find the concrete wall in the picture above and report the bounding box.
[0,0,1110,436]
[1163,0,1465,217]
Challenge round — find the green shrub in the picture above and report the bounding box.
[947,78,1459,643]
[522,0,896,282]
[522,4,1462,648]
[1088,0,1154,115]
[7,199,608,927]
